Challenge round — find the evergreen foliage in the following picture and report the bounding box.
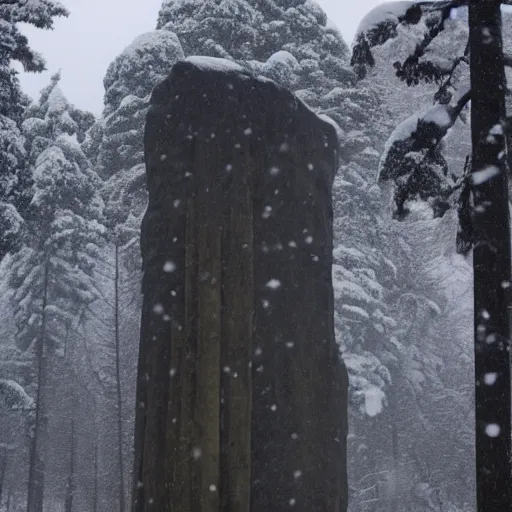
[356,2,474,248]
[98,31,184,229]
[356,1,512,509]
[0,0,68,260]
[11,74,104,352]
[157,0,350,67]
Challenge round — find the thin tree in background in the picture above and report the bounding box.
[64,419,76,512]
[67,371,99,512]
[86,234,140,512]
[25,260,50,512]
[353,1,512,509]
[113,241,125,512]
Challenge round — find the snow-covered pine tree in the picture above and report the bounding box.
[98,30,184,232]
[157,0,349,63]
[0,0,68,259]
[328,94,446,511]
[354,2,512,509]
[353,1,472,225]
[88,30,185,255]
[347,4,472,509]
[9,75,104,512]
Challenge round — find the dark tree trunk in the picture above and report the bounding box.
[133,60,348,512]
[0,448,6,506]
[26,260,50,512]
[389,422,399,512]
[468,2,512,510]
[64,420,76,512]
[114,243,126,512]
[93,421,99,512]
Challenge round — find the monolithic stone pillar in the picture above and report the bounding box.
[133,57,348,512]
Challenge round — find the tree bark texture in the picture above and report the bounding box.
[133,60,348,512]
[469,2,512,510]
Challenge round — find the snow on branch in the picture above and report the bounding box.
[378,91,470,217]
[351,2,422,75]
[351,0,468,79]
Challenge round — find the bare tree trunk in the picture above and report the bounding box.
[114,243,126,512]
[69,373,98,512]
[0,448,6,506]
[389,422,399,512]
[468,2,512,511]
[64,420,75,512]
[93,421,99,512]
[26,260,50,512]
[6,488,11,512]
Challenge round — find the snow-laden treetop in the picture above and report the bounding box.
[355,1,416,37]
[156,0,349,70]
[103,30,185,115]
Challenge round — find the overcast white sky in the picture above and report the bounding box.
[18,0,385,115]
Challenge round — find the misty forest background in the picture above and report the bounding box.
[0,0,499,511]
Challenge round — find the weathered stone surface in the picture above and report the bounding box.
[133,57,348,512]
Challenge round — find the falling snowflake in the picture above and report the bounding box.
[485,424,500,437]
[484,373,497,385]
[266,279,281,289]
[163,261,176,272]
[472,166,500,185]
